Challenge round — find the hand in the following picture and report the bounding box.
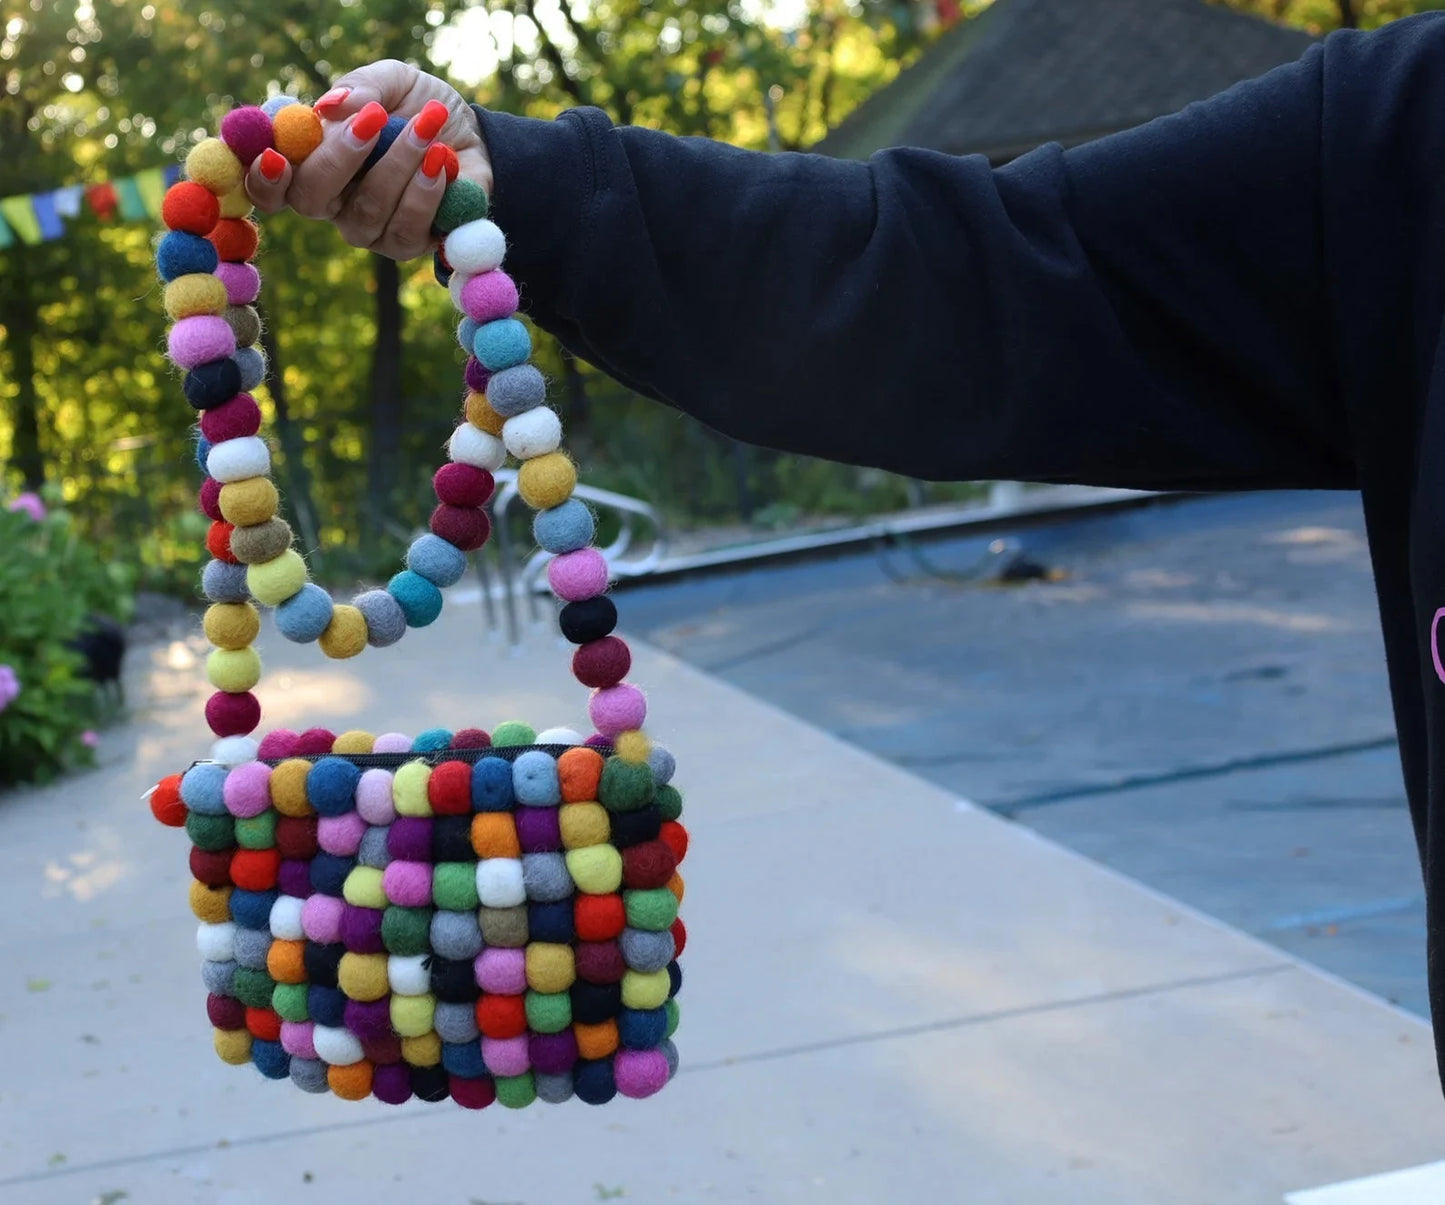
[246,61,493,262]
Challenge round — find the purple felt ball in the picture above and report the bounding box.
[529,1030,579,1075]
[340,905,386,954]
[386,817,432,862]
[356,768,396,825]
[256,729,299,760]
[383,860,432,907]
[318,811,367,856]
[464,357,491,393]
[223,761,272,819]
[547,548,609,603]
[515,806,562,852]
[168,315,237,369]
[588,684,647,738]
[481,1035,530,1077]
[372,1062,413,1105]
[475,947,527,995]
[460,270,519,323]
[215,261,262,306]
[301,894,344,944]
[220,106,275,167]
[614,1048,669,1099]
[345,997,394,1043]
[280,1020,317,1059]
[278,860,313,898]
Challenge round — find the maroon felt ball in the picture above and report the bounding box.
[275,816,319,860]
[575,940,626,985]
[451,1074,497,1110]
[294,728,337,756]
[207,993,246,1030]
[162,182,220,235]
[190,846,232,887]
[451,728,491,750]
[206,689,260,737]
[256,729,299,760]
[199,476,224,521]
[622,840,677,890]
[430,503,491,552]
[362,1034,403,1066]
[200,393,261,442]
[220,106,274,167]
[670,916,686,957]
[572,637,632,689]
[433,463,495,508]
[465,357,491,393]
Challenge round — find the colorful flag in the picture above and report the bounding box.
[0,196,42,245]
[115,175,146,222]
[135,167,165,218]
[86,181,118,220]
[52,185,83,218]
[31,192,64,240]
[0,210,12,250]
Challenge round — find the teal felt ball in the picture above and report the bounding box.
[388,570,443,628]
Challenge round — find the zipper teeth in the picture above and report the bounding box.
[188,743,613,773]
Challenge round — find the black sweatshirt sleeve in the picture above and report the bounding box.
[471,34,1354,492]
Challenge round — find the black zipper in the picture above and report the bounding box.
[186,743,613,773]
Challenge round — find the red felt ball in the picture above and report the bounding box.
[275,815,319,860]
[210,218,260,262]
[199,476,224,520]
[207,993,246,1030]
[230,847,281,891]
[572,637,632,690]
[658,820,689,865]
[246,1006,283,1042]
[190,846,233,887]
[450,1074,496,1110]
[150,774,187,827]
[206,520,237,563]
[162,181,221,235]
[451,728,491,750]
[205,689,260,738]
[428,760,472,815]
[433,463,495,508]
[574,892,626,942]
[475,994,527,1040]
[622,840,677,890]
[200,393,261,442]
[429,503,491,552]
[670,917,686,958]
[220,106,275,167]
[293,728,337,756]
[574,940,625,985]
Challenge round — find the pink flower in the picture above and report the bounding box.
[0,665,19,712]
[6,492,46,522]
[80,730,98,748]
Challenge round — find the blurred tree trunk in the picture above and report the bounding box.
[1,247,45,491]
[367,254,404,528]
[257,307,322,565]
[1337,0,1358,26]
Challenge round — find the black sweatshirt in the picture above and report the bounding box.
[474,12,1445,1088]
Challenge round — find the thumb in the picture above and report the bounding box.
[314,61,417,121]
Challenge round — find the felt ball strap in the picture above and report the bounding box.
[156,100,651,766]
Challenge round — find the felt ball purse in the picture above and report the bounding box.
[145,100,686,1109]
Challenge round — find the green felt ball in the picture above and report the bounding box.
[625,888,679,931]
[433,862,480,911]
[494,1071,536,1109]
[382,906,433,956]
[273,982,309,1022]
[525,990,572,1034]
[664,997,680,1039]
[433,178,490,234]
[654,784,683,822]
[598,758,655,812]
[234,809,277,850]
[491,720,535,748]
[186,811,236,852]
[232,967,276,1009]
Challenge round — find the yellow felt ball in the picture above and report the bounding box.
[273,104,323,163]
[318,604,367,660]
[559,802,610,849]
[189,880,232,923]
[401,1032,441,1067]
[613,730,651,764]
[206,645,262,692]
[164,273,228,320]
[213,1027,252,1065]
[186,137,244,195]
[565,844,623,894]
[269,758,314,817]
[526,943,576,994]
[203,602,260,651]
[219,477,279,527]
[342,866,387,910]
[390,993,436,1038]
[333,730,376,755]
[218,187,254,219]
[337,953,389,1002]
[621,968,670,1011]
[465,391,506,436]
[517,452,577,510]
[392,761,433,817]
[246,549,308,607]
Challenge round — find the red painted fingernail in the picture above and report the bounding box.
[440,144,460,182]
[258,148,287,182]
[314,87,350,116]
[349,101,387,142]
[421,143,448,179]
[414,100,449,143]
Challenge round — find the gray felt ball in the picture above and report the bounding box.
[647,746,676,787]
[231,927,273,970]
[485,365,546,417]
[233,346,267,391]
[434,1000,480,1044]
[660,1038,680,1080]
[534,1071,575,1104]
[202,559,250,604]
[358,826,391,869]
[354,588,408,649]
[430,909,483,960]
[620,927,676,974]
[523,852,573,903]
[201,959,237,995]
[289,1057,330,1093]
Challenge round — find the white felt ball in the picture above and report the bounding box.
[449,423,506,471]
[502,406,563,461]
[196,921,236,962]
[269,895,305,941]
[448,270,472,314]
[207,436,271,483]
[388,954,431,996]
[312,1025,364,1066]
[476,858,526,908]
[444,220,506,275]
[535,726,584,746]
[210,736,259,767]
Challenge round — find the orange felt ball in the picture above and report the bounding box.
[206,520,238,564]
[471,812,521,859]
[211,218,260,262]
[328,1060,374,1101]
[272,104,323,163]
[162,182,220,235]
[573,1019,619,1060]
[266,939,307,984]
[559,746,604,803]
[150,774,187,826]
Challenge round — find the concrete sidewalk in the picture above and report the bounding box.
[0,605,1440,1204]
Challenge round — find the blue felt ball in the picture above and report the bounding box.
[252,1038,291,1079]
[185,359,243,410]
[620,927,675,974]
[307,757,362,817]
[485,365,546,418]
[473,318,532,372]
[388,570,443,628]
[443,1040,487,1078]
[354,588,407,648]
[275,582,334,643]
[309,852,354,896]
[202,559,250,603]
[230,889,279,930]
[412,727,453,754]
[667,960,682,999]
[157,231,218,281]
[618,1006,669,1050]
[195,436,213,473]
[201,959,237,995]
[290,1057,330,1093]
[573,1059,617,1106]
[307,985,347,1028]
[471,757,515,811]
[533,500,595,555]
[181,763,229,815]
[234,347,267,391]
[363,114,408,171]
[512,750,561,806]
[528,900,574,944]
[406,534,468,589]
[261,95,300,118]
[457,316,480,353]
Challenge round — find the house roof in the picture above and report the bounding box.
[818,0,1316,162]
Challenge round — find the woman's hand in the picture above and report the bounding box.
[245,61,492,262]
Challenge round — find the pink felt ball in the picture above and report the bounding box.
[547,548,609,603]
[481,1036,530,1077]
[460,270,520,323]
[475,947,527,995]
[220,106,275,167]
[372,732,413,754]
[383,860,432,907]
[355,768,397,825]
[223,761,272,818]
[215,261,262,306]
[168,315,237,369]
[588,683,647,737]
[301,893,345,944]
[317,811,367,856]
[199,393,261,443]
[614,1048,669,1099]
[255,728,299,760]
[280,1020,317,1059]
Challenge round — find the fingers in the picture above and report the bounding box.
[368,146,450,261]
[335,100,449,254]
[314,60,420,123]
[284,101,390,222]
[245,148,293,214]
